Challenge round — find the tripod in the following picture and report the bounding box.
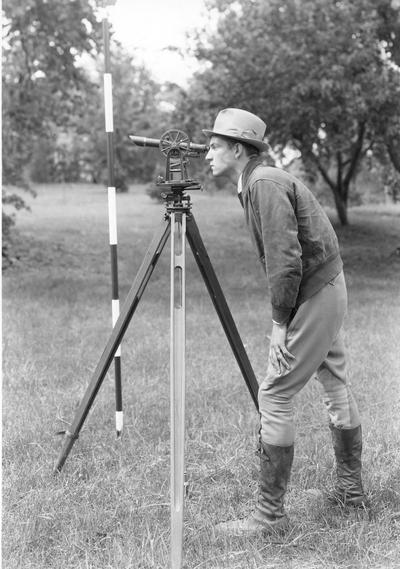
[54,130,259,569]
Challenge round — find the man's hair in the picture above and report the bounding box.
[220,135,261,157]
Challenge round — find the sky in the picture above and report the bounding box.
[105,0,208,86]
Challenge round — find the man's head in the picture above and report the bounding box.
[204,135,255,178]
[203,108,268,179]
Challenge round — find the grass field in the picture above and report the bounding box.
[2,183,400,569]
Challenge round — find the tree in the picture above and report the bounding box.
[180,0,400,224]
[2,0,102,254]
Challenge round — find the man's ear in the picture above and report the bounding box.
[234,142,244,158]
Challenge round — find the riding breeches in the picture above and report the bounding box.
[259,271,361,446]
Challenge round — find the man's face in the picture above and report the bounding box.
[205,136,237,177]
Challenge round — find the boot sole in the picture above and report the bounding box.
[215,517,289,537]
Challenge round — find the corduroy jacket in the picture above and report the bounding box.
[240,158,343,324]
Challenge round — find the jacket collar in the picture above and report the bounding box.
[241,156,267,192]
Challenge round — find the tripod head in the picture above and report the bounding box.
[129,129,208,201]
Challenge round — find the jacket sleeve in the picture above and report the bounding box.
[249,179,302,323]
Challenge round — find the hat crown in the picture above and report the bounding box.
[203,108,268,151]
[214,108,266,141]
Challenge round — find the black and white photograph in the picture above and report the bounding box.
[2,1,400,568]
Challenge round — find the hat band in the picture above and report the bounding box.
[223,127,261,141]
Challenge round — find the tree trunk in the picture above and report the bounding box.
[313,154,350,225]
[332,190,348,225]
[386,135,400,174]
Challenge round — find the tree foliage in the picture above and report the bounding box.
[2,0,102,258]
[2,0,102,185]
[2,0,170,261]
[180,0,400,224]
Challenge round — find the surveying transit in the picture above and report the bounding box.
[54,128,259,569]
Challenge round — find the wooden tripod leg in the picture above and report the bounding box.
[53,216,171,473]
[170,212,186,569]
[186,214,259,410]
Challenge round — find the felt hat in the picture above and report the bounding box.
[203,108,269,151]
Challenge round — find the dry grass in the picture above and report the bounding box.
[2,184,400,568]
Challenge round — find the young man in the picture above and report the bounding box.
[203,108,367,535]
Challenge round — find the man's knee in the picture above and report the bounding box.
[259,394,295,446]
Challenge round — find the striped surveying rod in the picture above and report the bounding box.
[101,6,123,437]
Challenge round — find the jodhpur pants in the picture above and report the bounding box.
[259,271,361,446]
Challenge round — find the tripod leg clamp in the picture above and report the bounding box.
[65,430,79,441]
[55,430,79,441]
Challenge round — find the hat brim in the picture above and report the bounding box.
[202,129,269,152]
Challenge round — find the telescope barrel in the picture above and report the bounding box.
[129,134,209,154]
[128,135,161,148]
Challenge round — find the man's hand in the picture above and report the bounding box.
[269,322,295,375]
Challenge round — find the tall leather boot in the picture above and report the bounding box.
[329,424,367,507]
[215,442,294,535]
